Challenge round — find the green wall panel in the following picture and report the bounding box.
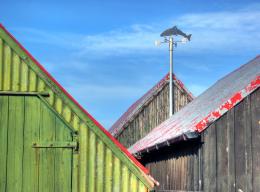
[0,95,74,192]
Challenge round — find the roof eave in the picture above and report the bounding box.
[133,131,200,156]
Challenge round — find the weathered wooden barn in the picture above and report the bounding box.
[0,24,157,192]
[129,56,260,192]
[110,74,193,148]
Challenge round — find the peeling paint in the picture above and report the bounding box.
[196,76,259,132]
[129,57,260,154]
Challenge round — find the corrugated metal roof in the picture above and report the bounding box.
[109,73,194,137]
[129,56,260,154]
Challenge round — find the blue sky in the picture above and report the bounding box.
[2,0,260,128]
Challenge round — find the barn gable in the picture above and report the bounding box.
[109,72,193,148]
[130,56,260,154]
[0,24,156,190]
[110,73,194,137]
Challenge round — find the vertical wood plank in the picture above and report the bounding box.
[202,124,217,191]
[251,89,260,191]
[20,61,29,91]
[63,106,72,123]
[3,44,11,90]
[0,96,8,191]
[79,123,88,192]
[234,102,244,192]
[234,99,252,192]
[46,87,55,106]
[0,38,3,90]
[244,97,253,192]
[29,70,37,91]
[96,139,104,192]
[39,101,56,192]
[227,108,236,192]
[216,114,229,191]
[37,78,46,92]
[55,97,63,114]
[121,165,129,192]
[104,147,113,192]
[11,53,20,91]
[6,96,24,192]
[198,142,203,191]
[22,96,41,192]
[113,156,121,192]
[130,173,138,192]
[193,146,199,191]
[88,130,96,192]
[72,114,80,192]
[55,116,72,192]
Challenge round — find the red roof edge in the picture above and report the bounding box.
[0,24,150,175]
[129,56,260,154]
[110,72,194,136]
[195,75,260,132]
[132,75,260,154]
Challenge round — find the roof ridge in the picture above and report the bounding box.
[109,72,194,136]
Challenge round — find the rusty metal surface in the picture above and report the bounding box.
[130,56,260,154]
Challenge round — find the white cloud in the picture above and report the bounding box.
[77,25,160,56]
[83,6,260,55]
[175,7,260,53]
[13,4,260,57]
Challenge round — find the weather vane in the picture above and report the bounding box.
[155,26,191,117]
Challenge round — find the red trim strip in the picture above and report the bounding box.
[0,24,150,175]
[195,75,260,132]
[130,74,260,154]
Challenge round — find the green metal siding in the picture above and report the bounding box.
[0,26,153,192]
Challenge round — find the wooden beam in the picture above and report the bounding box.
[0,91,49,97]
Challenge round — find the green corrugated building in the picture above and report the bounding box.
[0,24,157,192]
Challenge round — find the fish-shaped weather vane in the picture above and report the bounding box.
[160,26,192,41]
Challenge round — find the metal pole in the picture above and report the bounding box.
[169,37,173,117]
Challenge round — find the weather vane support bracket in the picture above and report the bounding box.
[155,26,191,117]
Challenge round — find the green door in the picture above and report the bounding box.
[0,95,75,192]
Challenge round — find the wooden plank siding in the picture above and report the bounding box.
[140,87,260,192]
[251,86,260,191]
[117,83,192,148]
[0,96,73,192]
[142,140,202,191]
[0,26,154,192]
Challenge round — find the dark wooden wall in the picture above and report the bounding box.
[142,140,202,191]
[117,83,192,148]
[141,87,260,192]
